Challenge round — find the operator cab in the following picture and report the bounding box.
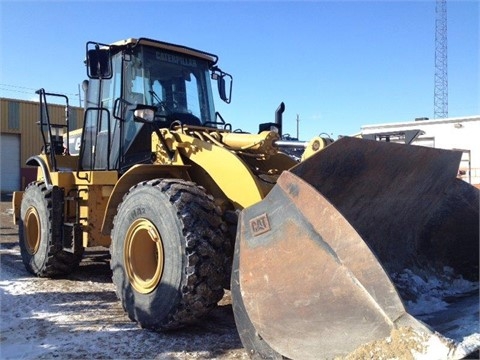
[80,38,232,173]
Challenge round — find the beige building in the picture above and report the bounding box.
[0,97,84,193]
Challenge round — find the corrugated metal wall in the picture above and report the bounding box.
[0,98,84,168]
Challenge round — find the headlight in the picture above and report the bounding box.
[133,108,155,123]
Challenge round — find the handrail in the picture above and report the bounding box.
[35,89,70,172]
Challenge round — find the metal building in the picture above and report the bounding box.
[361,115,480,187]
[0,97,84,193]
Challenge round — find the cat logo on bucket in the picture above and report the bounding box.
[249,213,271,237]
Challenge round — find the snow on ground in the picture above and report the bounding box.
[0,247,247,359]
[0,199,247,359]
[392,268,480,358]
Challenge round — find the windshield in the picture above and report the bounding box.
[80,43,218,173]
[125,45,216,126]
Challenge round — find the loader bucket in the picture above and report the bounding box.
[233,137,479,359]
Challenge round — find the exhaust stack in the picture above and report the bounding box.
[275,102,285,136]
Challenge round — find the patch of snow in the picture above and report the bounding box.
[412,331,455,360]
[0,244,247,359]
[393,267,478,317]
[392,267,480,357]
[456,333,480,359]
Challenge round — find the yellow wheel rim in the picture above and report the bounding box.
[124,218,164,294]
[24,207,41,255]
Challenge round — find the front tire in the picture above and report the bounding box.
[19,181,83,277]
[111,178,228,330]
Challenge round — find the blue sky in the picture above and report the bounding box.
[0,0,478,138]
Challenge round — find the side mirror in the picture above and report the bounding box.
[211,67,233,104]
[86,42,112,79]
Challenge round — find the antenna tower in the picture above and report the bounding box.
[434,0,448,118]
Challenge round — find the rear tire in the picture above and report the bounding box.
[19,181,83,277]
[111,178,227,330]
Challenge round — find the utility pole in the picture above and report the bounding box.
[434,0,448,118]
[77,84,82,107]
[296,114,300,140]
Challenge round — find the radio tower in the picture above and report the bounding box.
[434,0,448,118]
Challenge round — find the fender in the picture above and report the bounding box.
[26,155,53,188]
[100,164,191,235]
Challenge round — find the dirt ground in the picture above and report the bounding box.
[2,195,479,360]
[0,198,249,359]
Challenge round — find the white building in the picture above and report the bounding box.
[360,115,480,187]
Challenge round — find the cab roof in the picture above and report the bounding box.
[110,37,218,65]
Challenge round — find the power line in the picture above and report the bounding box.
[0,87,37,96]
[0,83,38,91]
[0,83,79,97]
[0,83,38,96]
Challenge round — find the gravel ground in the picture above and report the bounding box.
[2,195,478,360]
[0,199,248,360]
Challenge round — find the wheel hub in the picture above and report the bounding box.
[124,219,164,294]
[24,207,41,255]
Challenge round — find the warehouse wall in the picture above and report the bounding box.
[0,98,84,192]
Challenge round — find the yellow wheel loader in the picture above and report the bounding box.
[12,38,478,359]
